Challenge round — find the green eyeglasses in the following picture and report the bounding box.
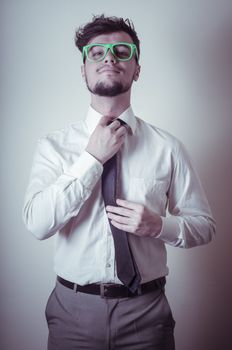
[82,42,139,63]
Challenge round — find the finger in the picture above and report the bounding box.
[110,220,136,234]
[108,119,122,130]
[106,205,135,218]
[116,198,140,210]
[115,125,127,137]
[107,212,134,224]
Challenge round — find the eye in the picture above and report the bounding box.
[88,46,105,60]
[114,45,131,59]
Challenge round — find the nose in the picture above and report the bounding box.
[104,48,117,63]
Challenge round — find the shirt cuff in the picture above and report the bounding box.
[155,215,181,243]
[65,151,103,189]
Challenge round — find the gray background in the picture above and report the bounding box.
[1,0,231,349]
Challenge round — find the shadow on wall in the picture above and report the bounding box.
[167,17,232,350]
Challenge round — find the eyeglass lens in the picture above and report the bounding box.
[88,44,132,61]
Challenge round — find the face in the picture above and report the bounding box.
[81,31,141,97]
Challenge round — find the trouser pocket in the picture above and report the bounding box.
[45,286,56,323]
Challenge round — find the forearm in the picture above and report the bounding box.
[156,140,216,248]
[23,149,103,240]
[106,198,215,247]
[157,213,216,248]
[23,175,90,240]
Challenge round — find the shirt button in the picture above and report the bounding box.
[106,263,111,268]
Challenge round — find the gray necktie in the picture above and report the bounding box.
[102,119,141,293]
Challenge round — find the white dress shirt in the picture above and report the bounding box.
[23,106,215,285]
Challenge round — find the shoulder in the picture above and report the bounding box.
[37,121,85,147]
[135,116,183,153]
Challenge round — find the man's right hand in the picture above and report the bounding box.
[85,115,127,164]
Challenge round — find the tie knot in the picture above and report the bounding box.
[117,119,131,134]
[117,118,126,125]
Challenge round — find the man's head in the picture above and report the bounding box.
[75,15,141,97]
[75,15,140,61]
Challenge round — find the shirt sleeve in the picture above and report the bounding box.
[156,140,216,248]
[22,136,103,240]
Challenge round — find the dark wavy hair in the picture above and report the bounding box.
[75,14,140,61]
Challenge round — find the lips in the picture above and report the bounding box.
[98,67,120,74]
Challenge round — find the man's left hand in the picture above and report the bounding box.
[106,199,162,237]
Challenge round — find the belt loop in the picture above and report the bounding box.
[73,283,78,293]
[137,285,142,296]
[100,284,105,298]
[156,277,166,293]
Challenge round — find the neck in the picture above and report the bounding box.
[90,90,131,117]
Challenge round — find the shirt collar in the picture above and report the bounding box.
[85,105,137,135]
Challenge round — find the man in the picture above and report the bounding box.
[23,15,215,350]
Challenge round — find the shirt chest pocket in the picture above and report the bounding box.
[126,177,169,211]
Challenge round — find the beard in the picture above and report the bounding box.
[86,79,132,97]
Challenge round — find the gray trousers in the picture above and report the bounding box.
[45,279,175,350]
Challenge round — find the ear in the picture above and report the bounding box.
[81,65,86,81]
[133,64,141,81]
